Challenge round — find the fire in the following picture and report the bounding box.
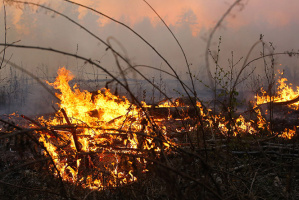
[212,114,258,137]
[281,128,296,139]
[256,76,299,110]
[6,68,296,190]
[35,67,173,189]
[47,68,140,129]
[255,73,299,139]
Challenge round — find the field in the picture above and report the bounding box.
[0,1,299,199]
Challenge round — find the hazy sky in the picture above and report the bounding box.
[1,0,299,85]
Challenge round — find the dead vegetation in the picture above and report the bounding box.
[0,107,298,200]
[0,0,299,199]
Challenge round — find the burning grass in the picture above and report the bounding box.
[30,67,175,189]
[1,1,299,199]
[0,67,299,199]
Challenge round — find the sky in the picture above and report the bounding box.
[0,0,299,113]
[1,1,299,76]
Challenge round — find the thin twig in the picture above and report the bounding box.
[0,0,7,69]
[0,180,61,196]
[1,58,58,100]
[205,0,242,88]
[0,117,69,199]
[0,157,50,177]
[142,0,196,96]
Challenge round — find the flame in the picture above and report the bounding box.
[36,67,173,189]
[14,68,297,190]
[256,76,299,110]
[281,128,296,139]
[255,73,298,139]
[213,114,257,137]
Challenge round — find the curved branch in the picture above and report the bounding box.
[142,0,196,95]
[9,0,175,111]
[60,0,194,107]
[205,0,242,88]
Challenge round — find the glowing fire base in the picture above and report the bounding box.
[36,68,171,189]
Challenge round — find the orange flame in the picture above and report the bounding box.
[256,76,299,110]
[255,72,298,139]
[37,67,172,189]
[32,68,296,190]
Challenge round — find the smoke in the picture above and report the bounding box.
[1,1,298,70]
[0,0,299,113]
